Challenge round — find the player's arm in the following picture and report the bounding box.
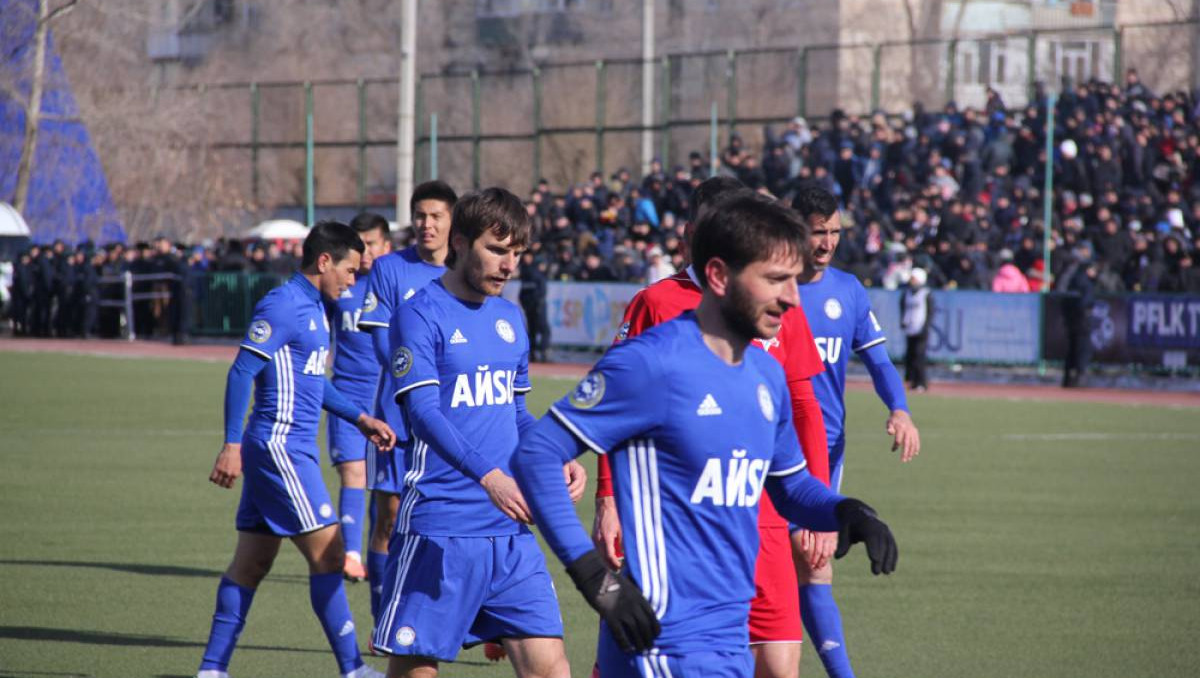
[854,288,920,462]
[513,347,665,653]
[355,261,392,363]
[592,290,658,565]
[766,377,897,575]
[322,378,395,451]
[788,376,836,568]
[390,307,528,523]
[211,348,269,488]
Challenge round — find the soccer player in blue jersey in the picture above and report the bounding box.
[356,181,457,620]
[326,212,394,581]
[372,188,585,678]
[791,184,921,678]
[512,194,898,678]
[200,221,397,678]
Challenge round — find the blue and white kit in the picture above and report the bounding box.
[371,279,561,661]
[513,313,846,678]
[798,267,906,490]
[356,246,445,492]
[325,276,378,465]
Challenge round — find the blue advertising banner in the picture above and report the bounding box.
[544,281,641,348]
[867,289,1041,364]
[1127,296,1200,349]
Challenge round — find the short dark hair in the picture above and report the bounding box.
[689,175,746,224]
[349,212,390,238]
[302,220,365,268]
[410,180,458,215]
[690,193,808,288]
[790,182,839,222]
[446,187,531,269]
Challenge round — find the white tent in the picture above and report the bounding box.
[0,202,32,237]
[245,218,309,240]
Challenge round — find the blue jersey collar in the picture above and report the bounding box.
[290,272,322,302]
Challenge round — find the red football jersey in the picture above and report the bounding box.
[596,267,829,530]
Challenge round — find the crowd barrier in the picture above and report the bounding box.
[184,274,1198,370]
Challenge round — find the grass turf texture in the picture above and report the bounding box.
[0,351,1198,678]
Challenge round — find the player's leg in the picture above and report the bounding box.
[502,638,570,678]
[197,531,282,677]
[469,534,568,678]
[293,524,380,677]
[794,446,853,678]
[748,526,803,678]
[330,414,370,580]
[336,460,368,580]
[386,656,438,678]
[368,490,400,620]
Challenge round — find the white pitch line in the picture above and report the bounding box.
[1002,432,1200,442]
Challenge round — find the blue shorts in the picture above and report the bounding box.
[328,415,370,465]
[368,440,406,494]
[371,532,563,661]
[828,440,846,493]
[236,435,338,536]
[597,625,753,678]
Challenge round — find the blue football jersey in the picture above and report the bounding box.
[326,276,377,404]
[548,313,808,654]
[387,280,533,537]
[357,246,446,436]
[239,273,333,450]
[357,246,445,332]
[798,268,887,448]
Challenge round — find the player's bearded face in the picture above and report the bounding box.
[413,199,452,254]
[318,250,361,300]
[719,246,803,342]
[807,211,842,272]
[460,228,522,297]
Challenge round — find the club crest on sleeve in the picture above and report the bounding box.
[495,319,516,343]
[248,320,272,344]
[757,383,775,421]
[363,292,378,313]
[615,321,631,342]
[569,372,605,409]
[824,298,843,320]
[391,347,414,378]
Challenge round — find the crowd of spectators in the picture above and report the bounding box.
[5,70,1200,341]
[520,69,1200,295]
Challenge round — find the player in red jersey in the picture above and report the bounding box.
[592,178,834,678]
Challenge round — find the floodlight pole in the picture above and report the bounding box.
[1042,93,1056,292]
[641,0,655,177]
[396,0,418,227]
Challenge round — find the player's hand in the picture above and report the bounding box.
[795,529,837,571]
[480,469,533,524]
[566,549,659,653]
[564,460,588,504]
[886,409,920,462]
[834,498,898,575]
[209,443,242,488]
[356,413,396,452]
[592,495,624,569]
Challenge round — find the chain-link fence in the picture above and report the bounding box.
[180,19,1196,213]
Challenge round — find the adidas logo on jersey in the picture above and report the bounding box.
[309,318,317,331]
[696,393,722,416]
[450,328,468,344]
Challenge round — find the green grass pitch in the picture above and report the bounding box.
[1,351,1198,678]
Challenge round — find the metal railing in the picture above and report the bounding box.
[168,18,1198,208]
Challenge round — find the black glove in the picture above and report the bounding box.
[834,498,898,575]
[566,549,660,653]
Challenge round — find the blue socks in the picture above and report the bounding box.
[800,584,855,678]
[310,571,363,675]
[339,487,367,558]
[199,577,256,672]
[367,549,388,621]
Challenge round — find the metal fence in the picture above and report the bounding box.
[178,19,1198,209]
